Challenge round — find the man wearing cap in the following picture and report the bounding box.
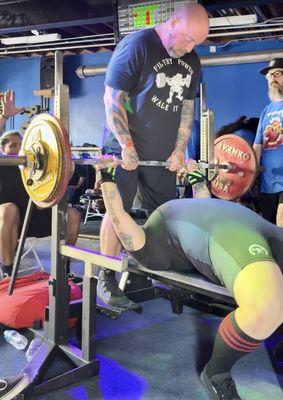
[253,58,283,226]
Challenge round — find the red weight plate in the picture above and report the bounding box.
[211,134,257,200]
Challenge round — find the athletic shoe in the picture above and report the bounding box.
[201,364,242,400]
[0,372,29,400]
[67,272,83,284]
[97,269,134,308]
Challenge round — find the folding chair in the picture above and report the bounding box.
[20,237,45,273]
[79,190,105,225]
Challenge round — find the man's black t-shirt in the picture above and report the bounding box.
[69,165,88,187]
[104,28,201,160]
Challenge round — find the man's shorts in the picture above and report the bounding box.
[27,207,52,238]
[102,146,176,213]
[258,192,283,224]
[115,165,176,213]
[18,204,52,238]
[209,222,275,294]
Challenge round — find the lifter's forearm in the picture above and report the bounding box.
[101,181,145,251]
[104,85,134,146]
[192,181,211,198]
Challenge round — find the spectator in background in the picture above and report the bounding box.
[216,116,259,146]
[68,164,87,205]
[253,58,283,226]
[0,131,81,278]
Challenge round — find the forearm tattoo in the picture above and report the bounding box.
[103,185,134,250]
[176,100,195,152]
[120,233,134,251]
[193,181,207,194]
[104,188,120,225]
[104,87,132,145]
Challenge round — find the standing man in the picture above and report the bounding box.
[99,3,209,308]
[253,58,283,226]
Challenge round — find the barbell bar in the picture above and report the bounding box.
[0,114,258,207]
[0,153,233,172]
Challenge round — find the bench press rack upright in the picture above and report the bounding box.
[5,51,127,399]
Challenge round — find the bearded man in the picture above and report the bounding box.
[253,58,283,226]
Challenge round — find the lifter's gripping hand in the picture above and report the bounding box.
[166,149,185,172]
[121,143,139,171]
[95,155,118,185]
[186,170,206,186]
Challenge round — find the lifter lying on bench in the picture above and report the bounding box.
[96,157,283,400]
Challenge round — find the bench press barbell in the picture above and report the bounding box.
[0,114,258,207]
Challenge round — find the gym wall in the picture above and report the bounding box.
[0,38,281,149]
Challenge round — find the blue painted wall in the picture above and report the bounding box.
[0,38,281,150]
[0,57,41,133]
[64,50,112,146]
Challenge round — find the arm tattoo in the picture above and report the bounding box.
[193,181,207,193]
[175,99,195,152]
[104,87,133,145]
[103,187,134,250]
[120,233,134,251]
[104,188,120,224]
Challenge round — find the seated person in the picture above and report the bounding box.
[95,156,283,400]
[215,116,259,146]
[0,130,81,278]
[68,164,87,205]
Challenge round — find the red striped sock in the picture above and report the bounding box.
[206,311,261,377]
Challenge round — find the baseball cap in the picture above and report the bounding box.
[260,58,283,75]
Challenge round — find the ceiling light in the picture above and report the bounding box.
[209,14,257,28]
[1,33,61,45]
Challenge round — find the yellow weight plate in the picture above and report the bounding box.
[20,113,72,208]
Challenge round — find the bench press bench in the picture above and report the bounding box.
[121,259,236,317]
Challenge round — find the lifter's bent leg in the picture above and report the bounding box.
[234,261,283,339]
[202,261,283,399]
[0,203,20,277]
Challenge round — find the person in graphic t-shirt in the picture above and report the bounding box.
[97,3,209,309]
[253,58,283,226]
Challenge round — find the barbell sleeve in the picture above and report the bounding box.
[0,155,27,167]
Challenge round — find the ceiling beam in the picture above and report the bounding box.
[201,0,283,11]
[0,16,114,35]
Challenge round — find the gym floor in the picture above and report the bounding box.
[0,219,282,400]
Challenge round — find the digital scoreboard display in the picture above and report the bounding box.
[117,0,196,37]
